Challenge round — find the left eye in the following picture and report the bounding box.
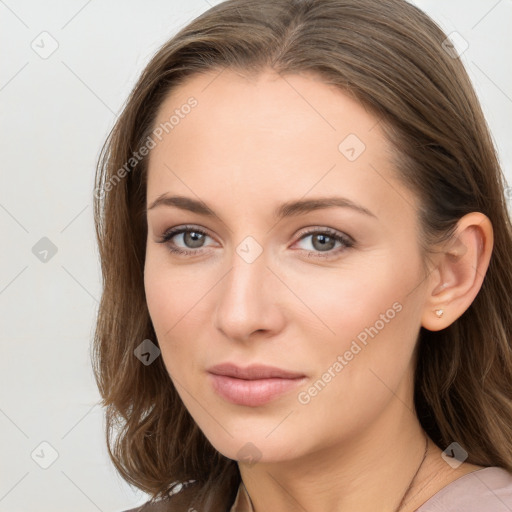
[293,228,354,257]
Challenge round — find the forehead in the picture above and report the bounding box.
[146,68,417,225]
[151,67,380,151]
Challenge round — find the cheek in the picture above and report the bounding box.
[291,254,422,398]
[144,263,174,334]
[144,258,189,364]
[144,250,199,332]
[143,256,214,379]
[284,256,405,347]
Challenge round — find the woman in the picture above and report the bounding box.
[92,0,512,510]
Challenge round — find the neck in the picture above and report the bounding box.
[238,395,437,512]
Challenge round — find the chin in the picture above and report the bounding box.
[200,422,306,465]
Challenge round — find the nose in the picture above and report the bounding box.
[213,245,285,343]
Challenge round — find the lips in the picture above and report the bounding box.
[208,363,306,380]
[207,363,307,407]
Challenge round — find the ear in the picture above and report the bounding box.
[421,212,494,332]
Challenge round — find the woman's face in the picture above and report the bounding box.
[144,68,431,463]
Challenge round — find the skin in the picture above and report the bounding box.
[143,68,493,512]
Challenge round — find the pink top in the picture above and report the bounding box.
[229,467,512,511]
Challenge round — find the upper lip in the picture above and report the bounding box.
[207,363,306,380]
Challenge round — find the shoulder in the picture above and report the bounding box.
[119,483,199,512]
[119,496,194,512]
[120,500,170,512]
[119,469,240,512]
[417,466,512,511]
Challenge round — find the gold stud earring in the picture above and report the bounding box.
[435,309,444,318]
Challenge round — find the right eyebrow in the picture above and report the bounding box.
[146,194,214,216]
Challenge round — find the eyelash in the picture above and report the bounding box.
[156,225,355,259]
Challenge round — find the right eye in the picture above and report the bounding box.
[157,225,216,256]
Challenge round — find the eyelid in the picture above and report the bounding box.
[157,224,216,247]
[291,226,355,258]
[159,224,212,240]
[294,226,354,245]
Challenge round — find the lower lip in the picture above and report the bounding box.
[208,373,306,407]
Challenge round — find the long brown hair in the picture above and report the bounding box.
[92,0,512,508]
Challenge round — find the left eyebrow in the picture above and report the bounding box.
[146,194,377,220]
[275,196,377,220]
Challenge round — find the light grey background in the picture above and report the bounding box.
[1,1,511,510]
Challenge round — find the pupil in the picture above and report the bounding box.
[185,231,204,248]
[313,234,334,251]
